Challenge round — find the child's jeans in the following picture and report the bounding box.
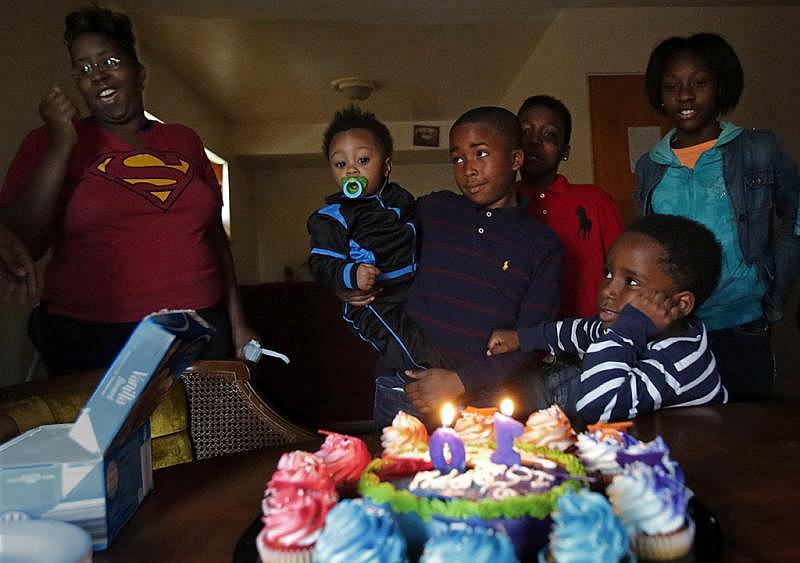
[373,371,426,430]
[471,355,582,419]
[536,355,582,418]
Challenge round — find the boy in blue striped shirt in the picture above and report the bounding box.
[487,214,727,422]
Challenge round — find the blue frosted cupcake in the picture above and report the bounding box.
[538,489,633,562]
[420,524,519,563]
[313,499,408,563]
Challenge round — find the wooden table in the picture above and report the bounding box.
[633,400,800,563]
[94,401,800,563]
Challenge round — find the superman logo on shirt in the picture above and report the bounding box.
[88,151,194,211]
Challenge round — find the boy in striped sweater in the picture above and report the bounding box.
[487,214,727,422]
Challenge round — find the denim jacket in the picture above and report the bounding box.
[635,128,800,323]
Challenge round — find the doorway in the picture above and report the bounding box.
[588,74,671,222]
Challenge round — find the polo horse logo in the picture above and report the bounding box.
[576,206,592,239]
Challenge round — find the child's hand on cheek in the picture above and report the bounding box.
[629,289,682,334]
[356,264,381,291]
[486,329,519,356]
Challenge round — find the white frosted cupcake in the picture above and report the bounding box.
[607,462,695,560]
[575,431,632,488]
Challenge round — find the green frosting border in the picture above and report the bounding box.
[358,444,586,522]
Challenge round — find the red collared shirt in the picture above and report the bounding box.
[517,175,624,318]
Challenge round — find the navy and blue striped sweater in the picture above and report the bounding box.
[307,182,417,291]
[518,305,728,422]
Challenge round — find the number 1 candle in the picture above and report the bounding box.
[428,403,466,472]
[491,398,523,466]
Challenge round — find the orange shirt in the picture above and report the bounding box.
[672,138,717,169]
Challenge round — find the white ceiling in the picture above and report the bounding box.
[120,0,796,127]
[128,1,563,126]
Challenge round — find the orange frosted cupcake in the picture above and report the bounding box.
[518,404,576,456]
[453,406,496,465]
[381,410,430,460]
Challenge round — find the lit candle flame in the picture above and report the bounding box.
[441,402,455,427]
[500,398,514,417]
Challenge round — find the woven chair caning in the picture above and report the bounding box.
[181,361,315,460]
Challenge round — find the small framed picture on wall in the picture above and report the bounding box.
[413,125,440,147]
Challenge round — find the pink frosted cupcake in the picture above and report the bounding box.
[314,431,371,497]
[256,451,338,562]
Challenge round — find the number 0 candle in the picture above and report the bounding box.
[491,398,523,466]
[428,403,466,472]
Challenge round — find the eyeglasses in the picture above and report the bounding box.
[71,56,126,79]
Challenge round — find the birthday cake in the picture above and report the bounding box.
[358,405,585,561]
[255,405,695,563]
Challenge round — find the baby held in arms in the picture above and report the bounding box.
[487,214,728,423]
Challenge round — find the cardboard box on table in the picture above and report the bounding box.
[0,310,213,550]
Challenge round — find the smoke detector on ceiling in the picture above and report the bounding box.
[331,77,376,101]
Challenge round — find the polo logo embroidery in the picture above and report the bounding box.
[576,206,592,240]
[502,260,510,271]
[89,151,194,210]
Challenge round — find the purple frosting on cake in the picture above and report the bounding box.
[402,459,569,502]
[616,436,685,483]
[653,465,690,519]
[607,461,692,535]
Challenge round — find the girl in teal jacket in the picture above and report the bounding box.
[634,33,800,402]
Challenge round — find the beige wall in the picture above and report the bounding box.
[0,1,78,388]
[232,120,453,157]
[138,45,231,156]
[249,160,455,283]
[226,157,261,285]
[501,6,800,183]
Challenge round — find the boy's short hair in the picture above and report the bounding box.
[322,105,393,159]
[64,6,140,63]
[517,95,572,146]
[645,33,744,116]
[626,214,722,310]
[450,106,523,150]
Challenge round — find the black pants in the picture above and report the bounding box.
[28,303,234,376]
[708,318,774,402]
[344,284,446,371]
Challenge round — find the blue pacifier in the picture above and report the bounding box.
[341,176,367,198]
